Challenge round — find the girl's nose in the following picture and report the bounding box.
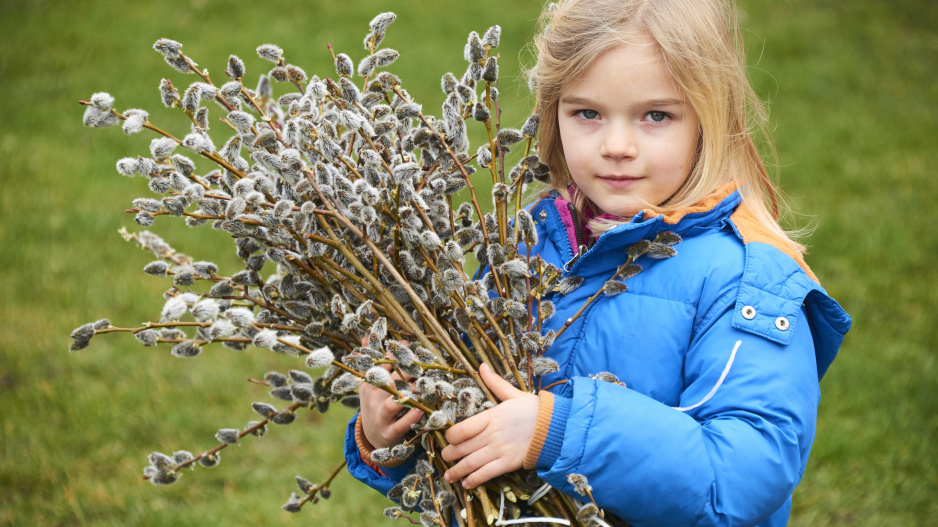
[599,123,638,160]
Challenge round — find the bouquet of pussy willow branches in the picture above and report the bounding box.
[74,11,675,527]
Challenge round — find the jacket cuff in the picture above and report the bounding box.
[523,391,565,469]
[345,414,419,497]
[355,413,409,469]
[533,392,571,471]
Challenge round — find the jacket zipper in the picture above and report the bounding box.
[564,202,589,272]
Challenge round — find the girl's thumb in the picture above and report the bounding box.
[479,363,519,401]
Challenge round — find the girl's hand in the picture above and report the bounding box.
[359,362,424,450]
[441,363,539,488]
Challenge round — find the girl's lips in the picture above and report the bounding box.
[598,175,642,188]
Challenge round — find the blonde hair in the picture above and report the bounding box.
[530,0,806,253]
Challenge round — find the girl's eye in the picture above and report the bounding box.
[646,111,668,122]
[576,110,600,120]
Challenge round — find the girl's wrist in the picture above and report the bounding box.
[355,414,409,468]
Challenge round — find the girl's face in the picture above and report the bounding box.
[558,42,700,217]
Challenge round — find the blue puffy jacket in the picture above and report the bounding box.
[345,184,852,526]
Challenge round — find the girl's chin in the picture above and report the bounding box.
[594,200,641,218]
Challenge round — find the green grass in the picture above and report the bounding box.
[1,0,935,525]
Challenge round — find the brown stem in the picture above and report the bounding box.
[423,446,448,527]
[553,255,635,340]
[540,379,568,392]
[299,460,348,507]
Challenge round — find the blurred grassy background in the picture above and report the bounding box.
[0,0,935,525]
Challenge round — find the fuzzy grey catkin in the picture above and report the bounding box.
[256,44,283,63]
[171,340,201,357]
[334,53,353,77]
[153,39,182,58]
[305,347,334,369]
[82,106,119,128]
[365,367,392,387]
[199,452,220,467]
[645,242,678,259]
[566,473,592,496]
[603,279,628,296]
[134,329,159,347]
[369,12,396,33]
[227,55,245,79]
[481,57,498,82]
[272,410,296,425]
[163,54,191,74]
[122,109,148,134]
[215,428,240,445]
[159,79,178,107]
[255,75,272,98]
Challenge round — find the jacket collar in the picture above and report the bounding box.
[642,182,739,225]
[537,183,742,277]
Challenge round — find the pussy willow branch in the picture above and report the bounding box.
[318,204,502,403]
[512,129,537,250]
[313,208,444,360]
[298,460,348,508]
[81,25,619,525]
[179,44,284,144]
[177,52,238,114]
[99,320,356,346]
[238,83,287,145]
[553,235,668,341]
[144,400,305,477]
[86,103,279,202]
[301,178,453,360]
[388,85,509,299]
[272,337,444,419]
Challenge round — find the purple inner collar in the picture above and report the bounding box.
[554,190,621,250]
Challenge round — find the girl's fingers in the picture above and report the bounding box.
[444,413,489,445]
[381,393,405,416]
[440,430,487,462]
[460,459,511,489]
[388,407,423,437]
[443,446,493,484]
[478,363,515,398]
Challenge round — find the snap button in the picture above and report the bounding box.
[538,209,548,222]
[741,305,756,320]
[775,317,790,331]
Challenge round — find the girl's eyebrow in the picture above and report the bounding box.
[638,98,686,107]
[559,95,596,106]
[558,96,686,107]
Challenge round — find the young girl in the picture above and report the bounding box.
[346,0,852,525]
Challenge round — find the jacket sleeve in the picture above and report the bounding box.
[533,299,821,527]
[344,413,420,498]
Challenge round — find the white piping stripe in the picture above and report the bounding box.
[673,340,741,412]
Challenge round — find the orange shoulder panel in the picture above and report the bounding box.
[642,182,818,283]
[730,202,819,283]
